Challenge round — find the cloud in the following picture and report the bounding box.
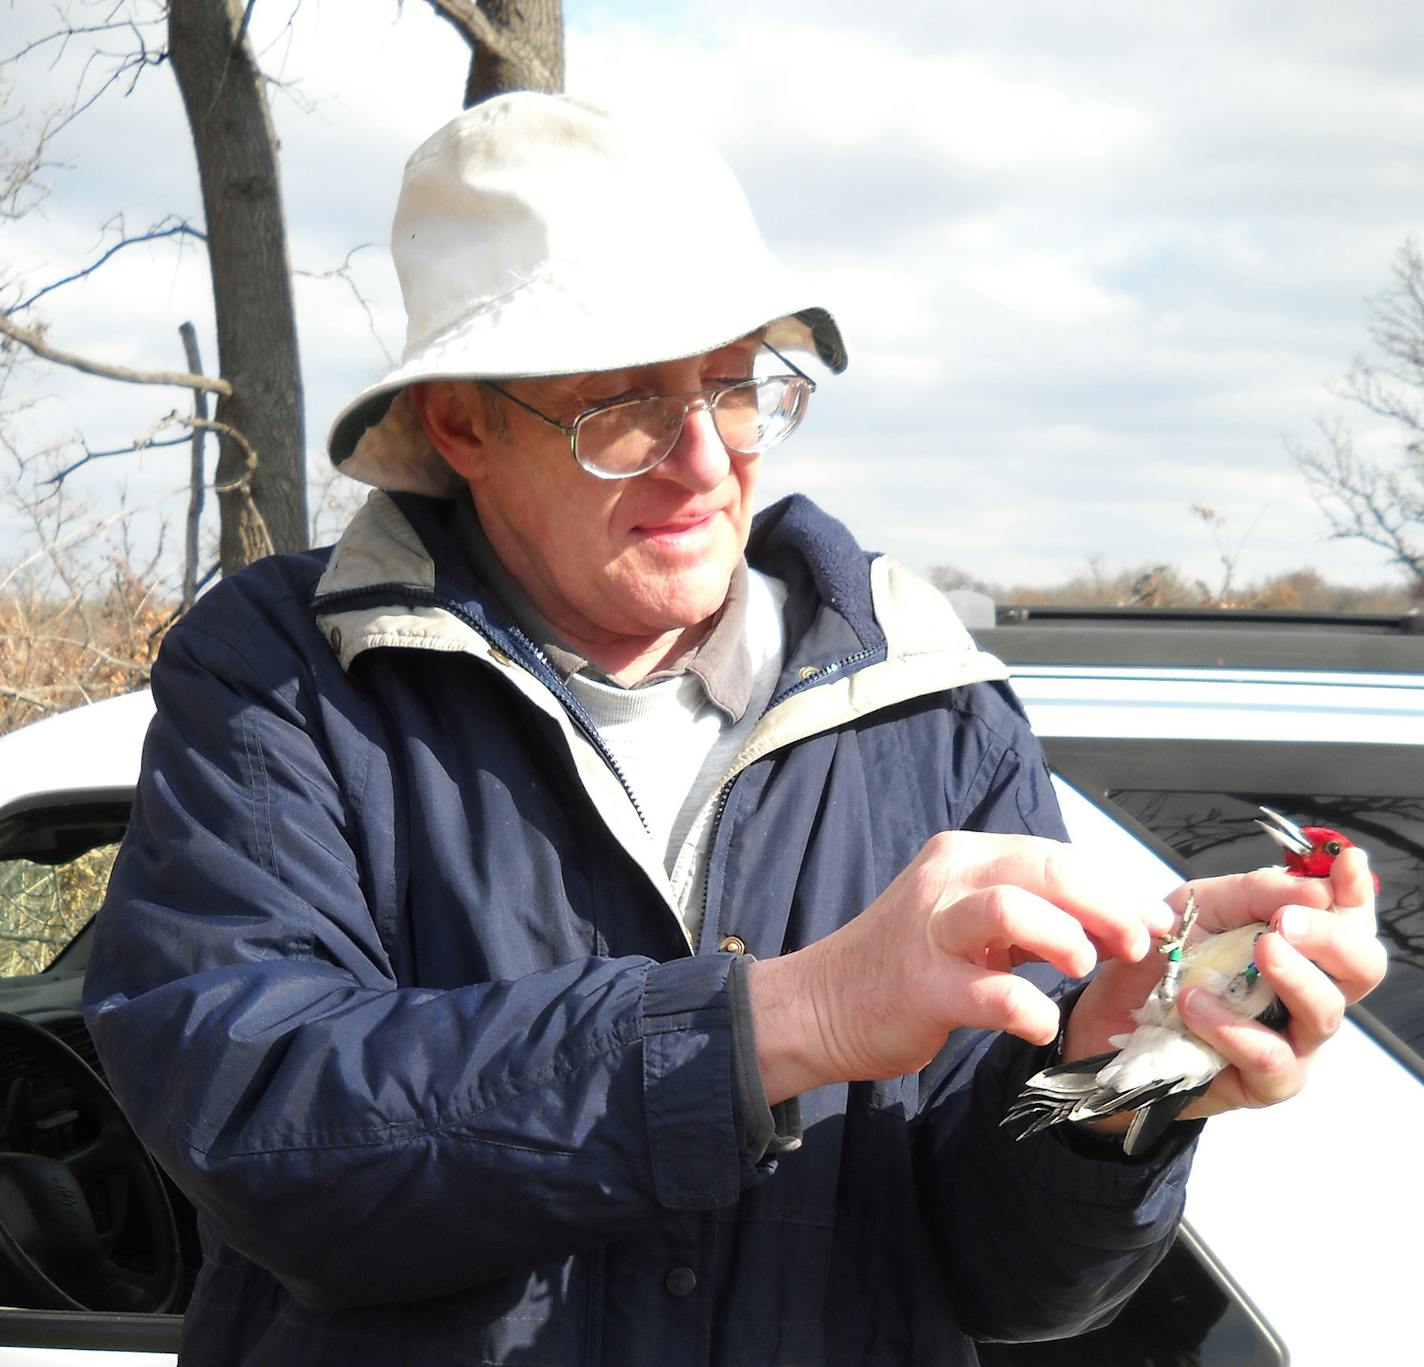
[3,1,1421,594]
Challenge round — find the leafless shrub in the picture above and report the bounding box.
[0,452,175,736]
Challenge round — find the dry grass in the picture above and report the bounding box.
[0,565,171,737]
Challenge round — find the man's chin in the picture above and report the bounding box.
[626,575,733,638]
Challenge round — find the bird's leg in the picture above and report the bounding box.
[1155,889,1200,1007]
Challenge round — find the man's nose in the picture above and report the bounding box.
[651,401,733,491]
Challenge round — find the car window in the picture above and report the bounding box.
[0,840,120,976]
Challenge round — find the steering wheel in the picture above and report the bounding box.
[0,1012,179,1313]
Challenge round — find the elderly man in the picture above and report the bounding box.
[84,95,1384,1367]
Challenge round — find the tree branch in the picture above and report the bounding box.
[295,244,395,367]
[17,217,206,313]
[423,0,508,57]
[0,682,56,711]
[189,415,274,558]
[1291,422,1424,579]
[234,0,260,50]
[1,19,142,67]
[180,320,207,610]
[41,433,191,487]
[0,486,184,597]
[13,21,168,150]
[0,312,232,395]
[423,0,559,92]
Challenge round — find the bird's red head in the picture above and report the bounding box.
[1284,826,1356,879]
[1255,806,1381,890]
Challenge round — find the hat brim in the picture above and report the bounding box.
[328,305,847,494]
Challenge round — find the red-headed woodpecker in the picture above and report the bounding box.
[1002,806,1376,1156]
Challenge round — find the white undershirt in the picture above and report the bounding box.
[566,569,789,946]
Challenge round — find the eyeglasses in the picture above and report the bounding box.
[485,345,816,480]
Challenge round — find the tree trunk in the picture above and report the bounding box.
[426,1,563,107]
[169,0,307,573]
[464,0,563,105]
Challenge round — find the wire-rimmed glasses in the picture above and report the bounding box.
[485,345,816,480]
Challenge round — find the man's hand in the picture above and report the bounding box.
[745,832,1175,1105]
[1063,845,1387,1131]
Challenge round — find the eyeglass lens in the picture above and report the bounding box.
[576,377,809,477]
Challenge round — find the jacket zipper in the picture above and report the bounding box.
[767,647,877,711]
[315,584,651,833]
[699,645,880,945]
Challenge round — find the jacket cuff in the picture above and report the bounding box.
[640,954,751,1210]
[726,954,803,1163]
[985,1029,1201,1214]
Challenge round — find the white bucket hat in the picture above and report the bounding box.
[328,92,848,494]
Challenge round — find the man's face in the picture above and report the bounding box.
[430,339,764,661]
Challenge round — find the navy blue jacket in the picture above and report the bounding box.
[85,493,1194,1365]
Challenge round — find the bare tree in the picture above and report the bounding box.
[2,0,565,603]
[0,1,292,579]
[1289,236,1424,591]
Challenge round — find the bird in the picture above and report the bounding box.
[1001,805,1375,1157]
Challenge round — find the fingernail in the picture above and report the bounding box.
[1146,904,1176,935]
[1278,906,1308,943]
[1179,987,1212,1017]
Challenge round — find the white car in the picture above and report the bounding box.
[0,605,1420,1365]
[975,604,1424,1367]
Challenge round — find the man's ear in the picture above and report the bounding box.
[409,381,488,481]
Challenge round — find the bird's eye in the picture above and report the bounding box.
[1325,840,1343,856]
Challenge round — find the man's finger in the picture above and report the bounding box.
[1177,988,1305,1107]
[1169,867,1335,933]
[948,965,1062,1046]
[943,835,1171,958]
[933,884,1100,980]
[1270,904,1388,1003]
[1251,931,1346,1055]
[1329,846,1377,917]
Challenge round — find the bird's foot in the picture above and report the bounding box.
[1154,889,1200,1006]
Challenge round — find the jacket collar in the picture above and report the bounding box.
[313,489,1006,701]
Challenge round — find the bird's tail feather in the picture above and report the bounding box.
[1001,1050,1204,1156]
[1000,1050,1117,1137]
[1122,1084,1206,1156]
[1032,1049,1119,1082]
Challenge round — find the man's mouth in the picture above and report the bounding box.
[634,510,719,538]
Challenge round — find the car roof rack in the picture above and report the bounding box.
[969,604,1424,672]
[993,604,1424,631]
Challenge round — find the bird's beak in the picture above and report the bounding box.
[1254,805,1313,857]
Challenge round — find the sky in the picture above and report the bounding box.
[4,0,1424,594]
